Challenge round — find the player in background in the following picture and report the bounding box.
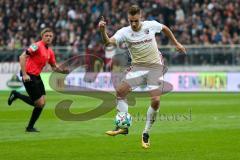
[8,28,69,132]
[98,5,186,148]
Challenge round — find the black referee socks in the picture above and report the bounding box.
[27,107,43,129]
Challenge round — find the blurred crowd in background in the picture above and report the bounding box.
[0,0,240,70]
[0,0,239,51]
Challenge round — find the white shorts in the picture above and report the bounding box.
[122,64,166,91]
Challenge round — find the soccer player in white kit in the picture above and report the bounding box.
[98,5,186,149]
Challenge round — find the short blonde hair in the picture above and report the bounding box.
[40,28,53,37]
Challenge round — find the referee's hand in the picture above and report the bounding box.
[23,74,31,82]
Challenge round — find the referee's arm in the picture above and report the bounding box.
[50,63,69,74]
[19,51,31,81]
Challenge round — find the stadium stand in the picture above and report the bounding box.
[0,0,239,70]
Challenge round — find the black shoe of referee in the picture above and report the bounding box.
[8,90,18,106]
[25,127,40,133]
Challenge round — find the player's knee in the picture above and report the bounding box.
[151,102,159,110]
[116,87,126,98]
[151,97,160,110]
[116,88,122,97]
[116,83,131,98]
[35,99,45,108]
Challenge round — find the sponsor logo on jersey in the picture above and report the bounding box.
[129,38,152,46]
[30,44,38,52]
[144,29,149,34]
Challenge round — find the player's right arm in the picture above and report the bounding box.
[19,43,39,81]
[98,16,117,46]
[19,51,31,82]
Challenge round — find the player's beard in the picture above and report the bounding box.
[132,26,137,31]
[132,23,141,31]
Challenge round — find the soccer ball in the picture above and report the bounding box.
[115,112,132,129]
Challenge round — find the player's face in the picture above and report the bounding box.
[128,14,141,31]
[42,32,54,45]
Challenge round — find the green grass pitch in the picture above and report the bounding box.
[0,91,239,160]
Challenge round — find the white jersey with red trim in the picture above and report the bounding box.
[113,20,163,65]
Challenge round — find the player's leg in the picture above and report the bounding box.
[115,65,146,112]
[142,89,160,149]
[23,75,46,132]
[8,90,34,106]
[144,90,160,133]
[26,95,45,132]
[116,81,131,112]
[8,74,38,107]
[142,65,163,148]
[106,66,145,136]
[105,81,131,136]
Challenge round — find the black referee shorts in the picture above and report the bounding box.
[22,73,46,102]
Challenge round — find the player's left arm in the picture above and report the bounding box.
[162,25,186,54]
[50,63,69,74]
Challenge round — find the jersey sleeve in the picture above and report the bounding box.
[26,43,39,55]
[150,20,163,33]
[48,50,56,65]
[112,28,126,46]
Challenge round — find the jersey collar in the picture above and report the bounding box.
[40,40,49,49]
[131,22,143,32]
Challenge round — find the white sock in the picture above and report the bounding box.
[116,99,128,112]
[143,106,159,134]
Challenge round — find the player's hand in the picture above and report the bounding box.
[62,68,70,74]
[175,42,186,54]
[23,74,31,82]
[98,16,106,32]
